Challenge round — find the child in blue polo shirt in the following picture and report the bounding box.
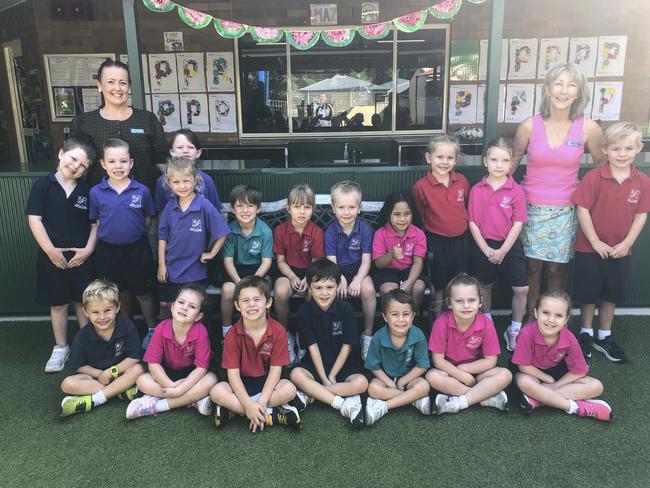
[325,181,376,360]
[289,259,369,427]
[364,289,431,425]
[26,135,98,373]
[90,139,157,336]
[220,184,273,340]
[60,280,144,417]
[157,157,229,316]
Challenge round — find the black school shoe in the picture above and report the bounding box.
[593,336,628,362]
[578,332,593,359]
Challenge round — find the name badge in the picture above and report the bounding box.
[566,140,582,148]
[130,128,145,134]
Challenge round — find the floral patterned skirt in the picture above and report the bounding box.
[520,204,578,263]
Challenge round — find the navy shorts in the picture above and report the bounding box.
[426,231,469,290]
[510,359,568,382]
[339,262,361,284]
[572,252,631,305]
[469,238,527,287]
[221,263,260,285]
[95,237,155,296]
[297,359,361,384]
[241,375,268,396]
[36,249,94,306]
[158,279,207,303]
[373,266,431,289]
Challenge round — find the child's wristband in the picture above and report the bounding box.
[110,366,119,379]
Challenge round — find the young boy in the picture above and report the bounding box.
[220,185,273,340]
[90,139,158,336]
[324,181,376,360]
[289,259,369,427]
[26,135,98,372]
[572,122,650,362]
[59,280,144,417]
[210,276,301,431]
[364,289,431,425]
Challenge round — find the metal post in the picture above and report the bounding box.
[483,0,505,148]
[122,0,145,109]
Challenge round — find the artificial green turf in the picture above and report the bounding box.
[1,318,649,488]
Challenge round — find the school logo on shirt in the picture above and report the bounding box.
[466,335,483,349]
[500,195,513,209]
[249,240,262,255]
[331,321,343,336]
[183,343,195,357]
[457,189,465,202]
[259,341,273,358]
[189,219,203,233]
[129,194,142,208]
[113,339,124,357]
[349,238,361,250]
[74,196,88,210]
[404,242,415,256]
[553,350,566,363]
[405,346,414,364]
[303,240,313,252]
[628,189,640,204]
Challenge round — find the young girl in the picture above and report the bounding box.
[512,290,612,421]
[426,273,512,414]
[412,135,470,317]
[126,285,218,419]
[468,138,529,351]
[157,157,229,315]
[153,129,222,213]
[372,191,428,312]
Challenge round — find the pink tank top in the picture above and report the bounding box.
[522,113,585,205]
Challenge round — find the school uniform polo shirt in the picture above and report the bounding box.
[364,325,430,378]
[67,315,142,371]
[428,311,501,366]
[324,219,373,267]
[223,218,273,266]
[143,318,212,370]
[572,165,650,255]
[158,193,230,282]
[153,171,222,213]
[297,298,359,370]
[221,317,289,378]
[512,323,588,375]
[372,223,427,270]
[412,170,470,237]
[90,177,155,245]
[273,220,324,269]
[468,176,528,241]
[25,172,93,248]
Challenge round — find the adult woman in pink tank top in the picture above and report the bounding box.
[512,63,605,324]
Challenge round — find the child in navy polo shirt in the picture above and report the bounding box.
[157,157,229,316]
[364,289,431,425]
[126,285,218,419]
[220,184,273,340]
[468,138,528,352]
[573,122,650,363]
[412,135,470,318]
[289,259,369,427]
[426,274,511,414]
[26,135,98,373]
[60,280,144,417]
[210,276,301,431]
[90,139,157,336]
[325,181,376,360]
[513,290,612,421]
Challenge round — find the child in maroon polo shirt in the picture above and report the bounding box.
[572,122,650,362]
[210,276,301,431]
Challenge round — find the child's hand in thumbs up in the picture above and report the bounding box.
[392,243,404,260]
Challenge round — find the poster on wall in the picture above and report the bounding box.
[149,54,179,93]
[450,41,479,81]
[479,39,508,81]
[592,82,623,121]
[209,93,237,133]
[569,37,597,77]
[535,82,594,117]
[448,84,478,124]
[206,52,235,92]
[120,54,151,94]
[151,93,181,131]
[504,83,534,123]
[145,95,152,113]
[180,93,209,132]
[361,2,379,23]
[596,36,627,77]
[508,39,538,80]
[81,88,101,112]
[537,38,568,79]
[176,53,206,93]
[477,84,505,123]
[164,32,184,52]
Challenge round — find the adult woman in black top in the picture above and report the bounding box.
[71,59,168,191]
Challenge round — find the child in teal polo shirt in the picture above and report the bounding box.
[221,185,273,339]
[364,289,431,425]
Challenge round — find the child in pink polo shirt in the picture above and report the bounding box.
[426,273,511,414]
[512,289,612,421]
[125,285,218,419]
[372,191,428,312]
[468,138,529,352]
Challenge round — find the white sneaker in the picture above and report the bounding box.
[412,395,431,415]
[433,394,460,415]
[360,335,372,361]
[45,345,69,372]
[480,391,509,412]
[503,328,519,352]
[126,395,159,420]
[292,390,313,411]
[340,395,364,427]
[432,394,448,415]
[287,333,297,365]
[365,398,388,425]
[192,396,213,416]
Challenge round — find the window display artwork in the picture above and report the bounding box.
[151,93,181,131]
[595,36,627,77]
[206,52,235,92]
[537,38,568,80]
[176,53,206,93]
[209,93,237,132]
[504,83,534,123]
[149,54,179,93]
[508,39,538,80]
[478,39,508,81]
[569,37,597,78]
[477,83,505,124]
[592,82,623,121]
[180,93,209,131]
[448,84,478,124]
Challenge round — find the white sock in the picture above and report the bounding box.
[91,390,107,406]
[331,395,344,410]
[566,400,578,415]
[156,399,170,412]
[484,312,493,322]
[580,327,594,336]
[509,321,522,331]
[598,329,612,340]
[458,395,469,410]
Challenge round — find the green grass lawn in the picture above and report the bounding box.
[1,318,649,488]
